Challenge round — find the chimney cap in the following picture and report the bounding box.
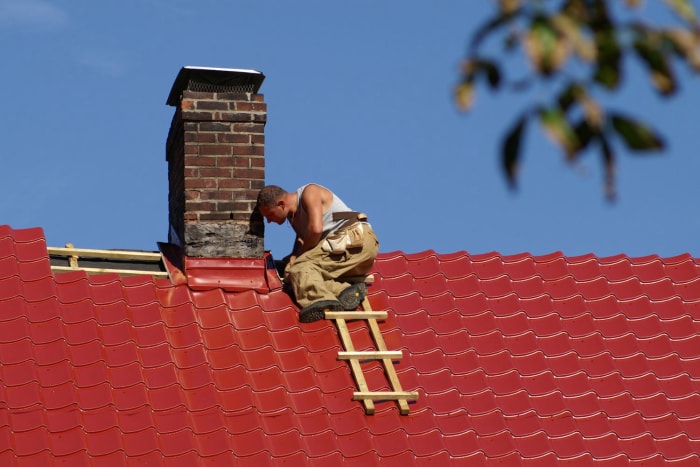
[166,66,265,106]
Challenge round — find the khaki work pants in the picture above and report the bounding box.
[286,224,379,309]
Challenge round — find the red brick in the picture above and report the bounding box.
[218,179,249,190]
[184,156,217,167]
[232,123,264,134]
[217,92,251,101]
[216,157,237,168]
[185,201,216,212]
[184,178,217,189]
[182,91,215,100]
[200,191,233,201]
[182,111,215,121]
[220,112,255,123]
[233,168,264,180]
[197,101,228,111]
[198,212,230,221]
[218,134,250,144]
[198,122,231,132]
[184,133,216,143]
[198,145,232,156]
[199,168,233,179]
[232,145,264,156]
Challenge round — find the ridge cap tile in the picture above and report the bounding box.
[533,251,565,263]
[661,253,694,265]
[434,250,469,261]
[598,253,632,265]
[566,253,597,263]
[404,250,437,262]
[502,251,534,262]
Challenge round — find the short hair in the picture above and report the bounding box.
[257,185,287,208]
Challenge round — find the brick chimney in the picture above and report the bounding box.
[165,66,266,259]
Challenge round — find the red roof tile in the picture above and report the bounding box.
[1,225,700,464]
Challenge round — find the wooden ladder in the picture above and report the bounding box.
[325,280,418,415]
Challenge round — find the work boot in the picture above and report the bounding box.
[338,283,367,311]
[299,300,343,323]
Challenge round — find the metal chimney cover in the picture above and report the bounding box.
[166,66,265,106]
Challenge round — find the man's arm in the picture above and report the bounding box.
[285,236,303,266]
[298,184,325,254]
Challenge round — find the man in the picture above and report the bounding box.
[256,183,379,322]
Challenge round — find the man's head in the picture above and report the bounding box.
[257,185,289,225]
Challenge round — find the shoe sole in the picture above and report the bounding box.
[299,300,343,323]
[338,283,367,310]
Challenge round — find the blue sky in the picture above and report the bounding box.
[2,1,699,260]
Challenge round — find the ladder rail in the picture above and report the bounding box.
[364,301,413,415]
[327,286,417,415]
[334,316,376,414]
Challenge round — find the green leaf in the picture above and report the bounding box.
[665,28,700,71]
[664,0,698,23]
[562,0,589,23]
[598,134,617,202]
[552,13,596,63]
[470,10,520,52]
[589,0,614,28]
[525,16,568,75]
[633,27,677,95]
[502,114,528,187]
[593,28,621,89]
[610,113,666,151]
[556,82,585,112]
[573,120,597,153]
[539,107,580,158]
[482,60,502,89]
[454,79,475,112]
[455,59,502,112]
[463,59,503,89]
[498,0,521,16]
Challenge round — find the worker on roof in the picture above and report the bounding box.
[257,183,379,322]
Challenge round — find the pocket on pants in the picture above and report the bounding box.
[321,222,365,254]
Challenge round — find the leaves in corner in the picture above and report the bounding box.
[632,25,677,95]
[539,107,580,158]
[502,114,528,188]
[610,113,666,151]
[599,134,617,202]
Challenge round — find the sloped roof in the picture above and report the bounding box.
[1,224,699,465]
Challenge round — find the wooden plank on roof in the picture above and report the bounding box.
[48,247,162,261]
[50,266,169,278]
[353,391,420,401]
[48,244,167,279]
[325,311,388,320]
[337,351,403,360]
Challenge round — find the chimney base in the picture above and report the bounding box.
[184,221,261,258]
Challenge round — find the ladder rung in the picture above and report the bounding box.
[338,350,403,360]
[325,311,388,320]
[353,391,420,401]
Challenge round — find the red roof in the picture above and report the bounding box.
[1,225,700,465]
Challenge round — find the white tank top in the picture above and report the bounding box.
[296,184,352,234]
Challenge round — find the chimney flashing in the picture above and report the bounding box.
[166,66,265,106]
